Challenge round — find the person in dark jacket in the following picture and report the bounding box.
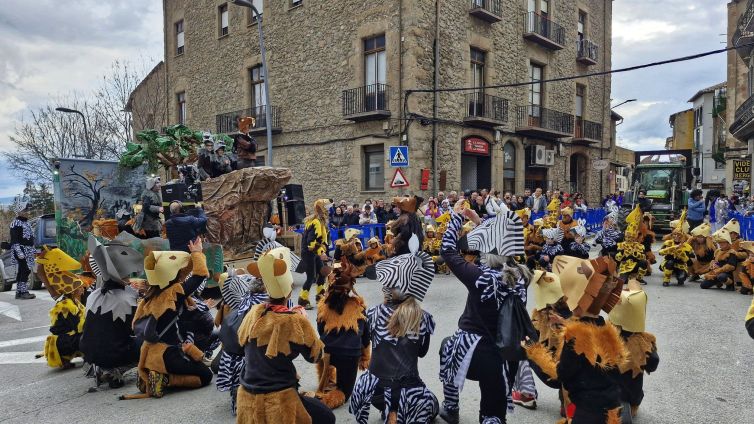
[439,207,529,424]
[81,235,144,388]
[8,195,36,299]
[139,177,163,239]
[346,205,362,226]
[315,263,371,409]
[237,247,335,424]
[233,126,257,170]
[197,133,215,181]
[373,199,389,224]
[212,142,233,178]
[165,201,208,252]
[330,206,347,228]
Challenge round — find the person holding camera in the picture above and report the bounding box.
[165,201,208,253]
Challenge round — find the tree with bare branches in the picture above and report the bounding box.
[62,164,107,229]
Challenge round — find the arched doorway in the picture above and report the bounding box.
[503,141,516,193]
[569,153,588,194]
[461,136,491,192]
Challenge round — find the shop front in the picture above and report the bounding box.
[461,136,491,192]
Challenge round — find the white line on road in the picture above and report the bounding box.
[0,351,46,365]
[0,335,47,348]
[0,291,54,302]
[0,301,21,321]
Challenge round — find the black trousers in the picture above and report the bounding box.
[163,346,214,386]
[303,254,323,292]
[701,272,733,289]
[144,229,161,239]
[14,252,31,291]
[300,394,336,424]
[688,219,703,232]
[465,340,508,423]
[329,354,359,398]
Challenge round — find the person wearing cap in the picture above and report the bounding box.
[609,280,660,419]
[333,228,362,263]
[388,195,425,256]
[211,141,233,178]
[236,247,334,424]
[525,255,629,423]
[313,263,371,410]
[36,247,87,368]
[720,218,749,288]
[438,206,529,424]
[688,223,715,282]
[81,235,145,388]
[350,235,438,424]
[364,237,386,266]
[139,176,163,239]
[197,132,215,180]
[120,238,213,399]
[165,201,207,252]
[701,229,740,291]
[8,194,36,299]
[297,199,332,309]
[658,209,693,287]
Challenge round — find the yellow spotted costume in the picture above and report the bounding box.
[658,209,693,286]
[615,205,648,279]
[35,247,87,368]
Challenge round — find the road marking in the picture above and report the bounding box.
[0,351,47,365]
[0,291,54,302]
[0,301,21,321]
[0,335,47,348]
[19,325,49,332]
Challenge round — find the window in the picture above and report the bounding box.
[578,11,586,41]
[541,0,549,17]
[364,35,386,111]
[503,142,516,193]
[249,0,263,23]
[250,66,266,110]
[363,145,384,191]
[529,63,543,118]
[694,107,703,128]
[575,84,585,118]
[470,48,486,115]
[175,20,185,55]
[177,92,186,124]
[219,4,229,36]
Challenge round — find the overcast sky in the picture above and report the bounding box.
[0,0,729,198]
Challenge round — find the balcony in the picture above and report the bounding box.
[343,83,390,121]
[734,0,754,57]
[515,105,574,139]
[464,92,508,127]
[576,39,599,65]
[523,12,565,50]
[573,118,603,144]
[730,94,754,139]
[216,105,281,135]
[469,0,502,23]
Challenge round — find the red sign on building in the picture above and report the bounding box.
[463,137,489,156]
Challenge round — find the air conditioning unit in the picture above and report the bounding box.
[530,145,547,165]
[545,149,556,166]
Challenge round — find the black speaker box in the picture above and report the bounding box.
[162,183,188,203]
[286,200,307,225]
[284,184,304,201]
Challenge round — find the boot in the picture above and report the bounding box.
[676,271,687,286]
[298,290,312,310]
[439,407,459,424]
[662,269,672,287]
[740,287,753,295]
[315,284,326,303]
[15,292,35,299]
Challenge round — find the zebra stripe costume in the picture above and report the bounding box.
[439,212,527,417]
[512,359,537,398]
[349,304,438,424]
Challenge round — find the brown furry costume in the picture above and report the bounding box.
[689,236,716,277]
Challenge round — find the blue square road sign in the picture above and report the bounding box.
[389,146,409,168]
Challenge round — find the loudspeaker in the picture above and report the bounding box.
[285,200,307,225]
[162,183,188,203]
[284,184,304,201]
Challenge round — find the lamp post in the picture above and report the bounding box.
[231,0,274,166]
[55,107,91,158]
[611,98,637,109]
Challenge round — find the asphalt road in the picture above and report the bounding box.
[1,245,753,424]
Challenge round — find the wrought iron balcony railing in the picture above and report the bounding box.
[516,105,574,136]
[342,84,390,120]
[574,118,603,142]
[469,0,502,22]
[577,39,599,64]
[465,92,508,124]
[523,12,566,49]
[216,105,281,134]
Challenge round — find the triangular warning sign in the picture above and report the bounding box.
[390,168,409,188]
[392,149,406,164]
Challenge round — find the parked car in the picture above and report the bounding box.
[1,214,57,292]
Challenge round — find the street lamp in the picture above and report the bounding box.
[55,107,92,158]
[611,98,637,109]
[231,0,274,167]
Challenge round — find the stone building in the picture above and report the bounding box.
[125,61,168,137]
[688,83,727,190]
[727,0,754,194]
[137,0,617,205]
[666,109,693,150]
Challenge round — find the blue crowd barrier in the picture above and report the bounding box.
[731,212,754,241]
[529,208,606,235]
[294,223,387,251]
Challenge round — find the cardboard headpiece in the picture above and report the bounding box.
[553,255,622,316]
[375,234,434,301]
[546,198,561,212]
[516,208,531,220]
[202,131,214,144]
[712,228,732,244]
[561,207,574,217]
[238,116,256,134]
[87,235,144,285]
[393,195,423,213]
[425,225,436,235]
[344,228,362,241]
[542,227,564,243]
[36,246,85,297]
[608,285,648,333]
[313,198,332,217]
[722,218,741,236]
[690,222,711,237]
[571,224,587,238]
[144,251,191,289]
[531,269,563,311]
[465,210,525,256]
[740,241,754,255]
[247,246,294,299]
[145,176,161,191]
[672,208,689,235]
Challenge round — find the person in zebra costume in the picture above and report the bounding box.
[236,246,335,424]
[8,195,36,299]
[438,204,528,424]
[538,228,564,271]
[595,213,623,258]
[566,222,591,259]
[349,234,438,424]
[215,268,265,415]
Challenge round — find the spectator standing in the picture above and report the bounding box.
[425,199,441,219]
[437,191,446,205]
[687,189,705,231]
[531,188,546,213]
[373,199,389,224]
[165,201,208,252]
[359,205,378,225]
[574,197,588,213]
[447,191,459,205]
[331,206,347,228]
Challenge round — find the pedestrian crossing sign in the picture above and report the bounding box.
[389,146,409,167]
[390,168,409,188]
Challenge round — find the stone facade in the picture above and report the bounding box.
[148,0,615,205]
[727,0,753,194]
[667,109,694,151]
[126,61,168,137]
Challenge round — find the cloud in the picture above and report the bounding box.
[612,0,727,150]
